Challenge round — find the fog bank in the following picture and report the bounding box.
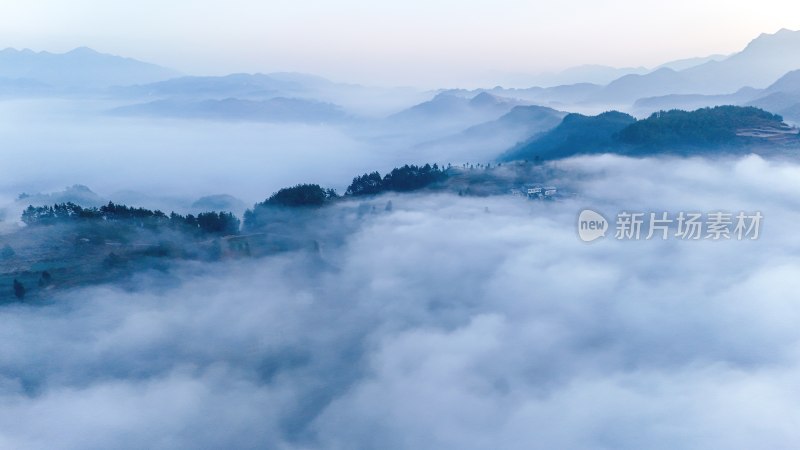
[1,155,799,448]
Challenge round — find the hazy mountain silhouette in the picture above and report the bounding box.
[429,84,603,110]
[699,29,800,89]
[413,105,567,162]
[746,70,800,123]
[762,69,800,94]
[118,72,424,117]
[456,105,566,139]
[191,195,247,215]
[780,104,800,123]
[528,65,648,87]
[592,68,690,103]
[526,56,729,88]
[391,92,518,119]
[633,69,800,120]
[15,185,105,208]
[655,54,728,72]
[632,88,762,115]
[592,29,800,104]
[0,47,179,89]
[385,92,528,135]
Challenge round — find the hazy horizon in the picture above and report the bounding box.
[1,0,799,88]
[5,2,800,448]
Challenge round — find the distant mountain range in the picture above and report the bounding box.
[500,106,800,161]
[413,105,567,162]
[654,54,728,72]
[16,185,106,208]
[746,70,800,122]
[453,105,567,142]
[632,88,762,115]
[3,30,800,128]
[633,69,800,124]
[520,55,728,87]
[590,29,800,104]
[116,72,426,117]
[0,49,420,116]
[435,84,603,111]
[473,29,800,109]
[525,65,649,87]
[390,92,520,120]
[190,195,247,216]
[382,92,532,136]
[0,47,179,89]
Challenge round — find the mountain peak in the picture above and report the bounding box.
[429,92,463,103]
[67,46,99,55]
[469,92,501,107]
[0,47,35,55]
[745,28,800,50]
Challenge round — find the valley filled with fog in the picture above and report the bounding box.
[3,25,800,450]
[4,155,800,449]
[0,99,391,206]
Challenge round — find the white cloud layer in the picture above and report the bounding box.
[2,154,800,449]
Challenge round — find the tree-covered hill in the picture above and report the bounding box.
[345,164,447,196]
[618,106,787,148]
[500,106,799,162]
[22,202,240,236]
[500,111,636,162]
[1,162,454,299]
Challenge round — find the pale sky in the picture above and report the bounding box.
[1,0,799,87]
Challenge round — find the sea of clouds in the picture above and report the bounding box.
[2,154,800,449]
